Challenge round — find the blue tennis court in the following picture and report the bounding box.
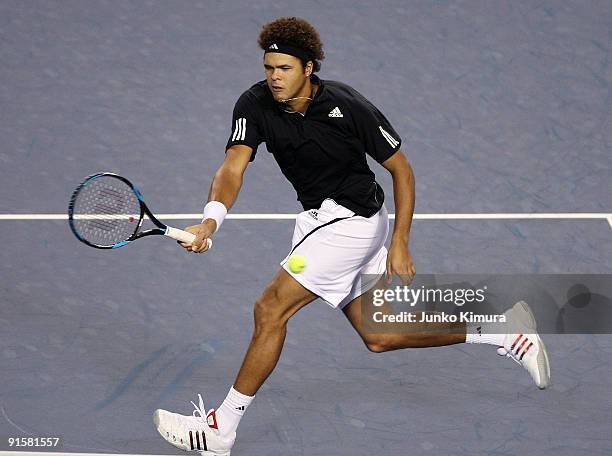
[1,1,611,455]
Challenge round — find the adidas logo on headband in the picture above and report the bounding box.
[264,42,311,62]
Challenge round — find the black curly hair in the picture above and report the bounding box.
[258,17,325,72]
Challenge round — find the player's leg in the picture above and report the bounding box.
[210,268,317,440]
[342,279,467,352]
[342,277,550,388]
[153,269,317,455]
[233,268,318,395]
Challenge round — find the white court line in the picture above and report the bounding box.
[0,213,610,224]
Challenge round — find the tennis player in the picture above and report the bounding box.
[153,17,550,455]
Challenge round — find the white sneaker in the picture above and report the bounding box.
[497,301,551,389]
[153,394,235,455]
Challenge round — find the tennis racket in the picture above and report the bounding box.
[68,172,212,250]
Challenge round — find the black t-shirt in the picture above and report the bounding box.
[225,75,402,217]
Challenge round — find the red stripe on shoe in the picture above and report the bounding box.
[511,334,524,351]
[520,342,534,360]
[515,337,528,355]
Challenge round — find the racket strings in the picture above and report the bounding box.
[71,176,141,246]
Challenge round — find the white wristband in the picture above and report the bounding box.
[202,201,228,233]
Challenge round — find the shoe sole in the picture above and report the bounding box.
[515,301,551,389]
[153,409,161,427]
[534,333,551,389]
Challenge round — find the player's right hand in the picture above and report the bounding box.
[180,219,216,253]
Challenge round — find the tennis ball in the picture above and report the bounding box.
[288,254,307,274]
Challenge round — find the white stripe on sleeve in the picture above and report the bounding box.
[240,118,246,141]
[231,118,246,142]
[379,126,399,148]
[231,119,240,141]
[236,118,243,141]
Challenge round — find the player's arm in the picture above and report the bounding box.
[182,145,253,252]
[207,145,253,212]
[346,88,414,280]
[381,149,416,282]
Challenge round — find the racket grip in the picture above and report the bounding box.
[165,226,213,248]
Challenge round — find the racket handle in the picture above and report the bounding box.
[165,226,213,249]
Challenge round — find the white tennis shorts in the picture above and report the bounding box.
[280,199,389,309]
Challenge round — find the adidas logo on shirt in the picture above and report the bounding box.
[328,107,343,118]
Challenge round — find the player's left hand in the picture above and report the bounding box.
[386,240,416,285]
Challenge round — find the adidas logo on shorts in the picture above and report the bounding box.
[328,107,343,118]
